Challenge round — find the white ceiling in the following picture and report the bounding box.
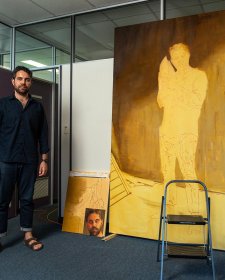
[0,0,147,26]
[1,0,225,66]
[0,0,225,27]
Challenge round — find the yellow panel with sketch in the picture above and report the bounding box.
[63,176,109,238]
[109,10,225,249]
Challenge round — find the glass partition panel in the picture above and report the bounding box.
[15,31,52,71]
[33,69,54,82]
[16,46,53,69]
[17,18,71,66]
[56,49,70,65]
[0,23,12,69]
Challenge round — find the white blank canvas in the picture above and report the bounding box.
[72,58,113,173]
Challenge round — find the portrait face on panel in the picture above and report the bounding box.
[83,208,105,238]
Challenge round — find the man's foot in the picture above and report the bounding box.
[24,237,43,251]
[24,232,43,251]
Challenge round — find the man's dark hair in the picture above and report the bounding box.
[12,66,33,79]
[85,208,104,222]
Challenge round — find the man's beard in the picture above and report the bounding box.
[14,85,29,96]
[89,227,101,236]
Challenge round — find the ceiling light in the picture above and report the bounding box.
[21,60,47,68]
[21,59,59,74]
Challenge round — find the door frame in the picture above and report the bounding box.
[31,65,62,213]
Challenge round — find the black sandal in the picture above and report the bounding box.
[24,237,44,251]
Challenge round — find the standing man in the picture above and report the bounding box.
[0,66,49,252]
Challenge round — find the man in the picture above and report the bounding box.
[157,43,207,212]
[85,209,104,237]
[0,66,49,252]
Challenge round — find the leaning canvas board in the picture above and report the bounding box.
[62,175,109,238]
[60,59,113,217]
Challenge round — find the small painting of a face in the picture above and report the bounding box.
[84,208,105,237]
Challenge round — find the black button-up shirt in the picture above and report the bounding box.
[0,94,49,163]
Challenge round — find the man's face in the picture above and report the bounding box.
[86,213,103,237]
[169,44,190,68]
[11,70,32,96]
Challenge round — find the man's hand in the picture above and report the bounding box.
[39,161,48,176]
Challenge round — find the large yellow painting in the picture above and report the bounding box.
[110,10,225,249]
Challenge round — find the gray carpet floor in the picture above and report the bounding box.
[0,205,224,280]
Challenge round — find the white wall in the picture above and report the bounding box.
[61,64,71,216]
[61,58,114,216]
[72,58,113,172]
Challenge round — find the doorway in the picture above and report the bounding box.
[30,66,61,209]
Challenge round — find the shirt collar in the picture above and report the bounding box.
[10,93,33,101]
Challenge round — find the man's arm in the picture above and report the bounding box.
[157,56,175,108]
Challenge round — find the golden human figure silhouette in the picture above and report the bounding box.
[157,43,208,213]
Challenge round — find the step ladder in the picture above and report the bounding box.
[157,180,215,280]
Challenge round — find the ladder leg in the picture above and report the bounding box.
[157,196,164,262]
[205,190,216,279]
[208,231,216,280]
[160,194,167,280]
[160,219,165,280]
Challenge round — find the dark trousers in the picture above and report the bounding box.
[0,162,38,237]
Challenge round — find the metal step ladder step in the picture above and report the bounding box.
[167,214,206,225]
[167,244,207,258]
